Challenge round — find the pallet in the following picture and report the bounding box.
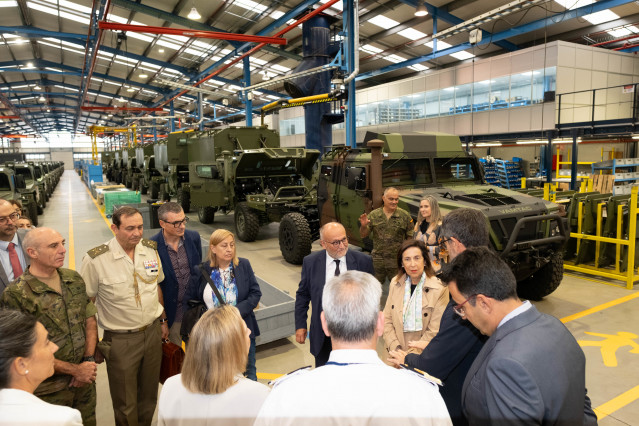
[592,174,614,194]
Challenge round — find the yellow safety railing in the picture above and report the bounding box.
[563,186,639,289]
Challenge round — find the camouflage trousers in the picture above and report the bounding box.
[39,382,97,426]
[372,255,398,307]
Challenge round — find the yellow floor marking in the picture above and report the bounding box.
[594,384,639,420]
[67,178,75,270]
[564,272,622,287]
[257,372,284,381]
[82,179,114,234]
[561,292,639,323]
[578,332,639,367]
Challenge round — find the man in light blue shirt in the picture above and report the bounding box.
[0,199,28,293]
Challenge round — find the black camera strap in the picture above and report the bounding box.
[199,264,226,306]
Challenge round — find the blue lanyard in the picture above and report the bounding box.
[325,361,364,366]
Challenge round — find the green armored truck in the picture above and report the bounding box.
[2,162,40,226]
[0,167,37,225]
[311,131,568,300]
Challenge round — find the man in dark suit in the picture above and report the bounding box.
[388,208,488,426]
[150,202,202,345]
[0,199,29,294]
[442,247,597,426]
[295,222,374,367]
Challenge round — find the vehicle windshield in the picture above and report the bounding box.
[0,174,11,191]
[34,167,42,179]
[382,158,433,187]
[15,167,34,183]
[433,157,482,183]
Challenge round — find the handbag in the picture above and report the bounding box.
[160,340,185,384]
[180,264,227,343]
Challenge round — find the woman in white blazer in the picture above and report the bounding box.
[158,305,270,426]
[0,309,82,426]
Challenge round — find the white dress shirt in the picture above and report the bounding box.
[498,300,532,328]
[325,251,347,283]
[255,349,452,426]
[0,388,82,426]
[0,233,27,281]
[158,373,270,426]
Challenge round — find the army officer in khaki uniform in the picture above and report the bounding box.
[80,206,168,426]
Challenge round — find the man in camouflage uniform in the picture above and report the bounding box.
[359,187,413,298]
[1,227,98,426]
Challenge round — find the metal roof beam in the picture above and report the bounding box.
[0,26,87,41]
[358,0,634,80]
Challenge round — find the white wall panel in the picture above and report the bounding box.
[440,69,455,88]
[456,64,473,85]
[575,47,593,70]
[557,44,576,68]
[509,107,532,132]
[489,109,509,134]
[491,56,511,78]
[608,54,622,74]
[621,56,634,75]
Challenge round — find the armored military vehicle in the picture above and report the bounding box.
[309,132,568,300]
[40,163,56,197]
[0,167,37,224]
[3,162,40,226]
[29,162,49,204]
[140,141,169,200]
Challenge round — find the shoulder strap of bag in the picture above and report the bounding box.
[199,264,226,305]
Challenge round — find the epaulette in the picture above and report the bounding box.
[268,365,312,388]
[141,239,157,250]
[400,364,443,387]
[87,244,109,259]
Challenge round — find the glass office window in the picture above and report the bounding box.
[425,90,439,118]
[357,103,368,127]
[367,103,380,126]
[440,88,455,115]
[412,92,426,119]
[490,76,509,109]
[380,98,399,123]
[473,80,491,111]
[454,84,472,114]
[510,71,532,107]
[400,95,415,121]
[532,67,556,103]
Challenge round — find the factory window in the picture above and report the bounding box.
[454,84,473,114]
[412,93,426,119]
[25,154,46,160]
[425,90,439,118]
[280,116,305,136]
[473,80,490,111]
[439,88,455,116]
[490,76,510,108]
[532,67,556,104]
[510,72,533,107]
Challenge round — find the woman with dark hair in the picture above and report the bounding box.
[382,240,449,358]
[414,196,444,271]
[0,309,82,425]
[184,229,262,380]
[158,305,269,426]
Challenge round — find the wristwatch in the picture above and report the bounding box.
[82,356,95,362]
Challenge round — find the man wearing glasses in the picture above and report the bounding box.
[0,199,29,294]
[442,246,596,426]
[295,222,374,367]
[150,202,202,345]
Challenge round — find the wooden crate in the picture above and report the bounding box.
[592,174,614,194]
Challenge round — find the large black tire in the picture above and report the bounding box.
[177,188,190,213]
[279,212,312,265]
[516,252,564,301]
[150,182,159,199]
[27,202,38,227]
[140,178,148,195]
[132,177,138,191]
[125,175,132,189]
[234,202,260,242]
[198,207,216,224]
[159,184,171,202]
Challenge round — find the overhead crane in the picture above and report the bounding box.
[87,125,138,165]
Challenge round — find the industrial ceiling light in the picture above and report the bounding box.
[139,73,148,78]
[38,95,46,102]
[46,108,50,112]
[158,48,165,53]
[187,7,201,20]
[415,2,428,17]
[262,72,270,81]
[33,85,41,90]
[127,87,135,92]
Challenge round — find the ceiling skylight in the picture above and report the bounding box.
[368,15,399,29]
[450,51,475,60]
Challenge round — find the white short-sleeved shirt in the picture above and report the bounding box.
[255,349,452,426]
[158,373,270,426]
[0,388,82,426]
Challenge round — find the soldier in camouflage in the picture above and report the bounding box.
[0,227,98,426]
[359,187,413,299]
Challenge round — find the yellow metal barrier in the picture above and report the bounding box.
[543,183,557,202]
[564,186,639,289]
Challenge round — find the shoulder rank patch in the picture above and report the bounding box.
[268,365,312,388]
[87,244,109,259]
[141,239,157,250]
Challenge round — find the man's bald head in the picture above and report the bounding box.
[23,227,66,270]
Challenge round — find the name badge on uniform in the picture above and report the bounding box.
[144,259,159,273]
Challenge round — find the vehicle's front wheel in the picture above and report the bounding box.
[177,188,190,213]
[27,201,38,227]
[198,206,216,224]
[150,182,159,199]
[279,212,311,265]
[140,178,148,195]
[516,251,564,301]
[235,202,259,242]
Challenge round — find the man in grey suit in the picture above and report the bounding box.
[442,246,597,426]
[0,199,28,293]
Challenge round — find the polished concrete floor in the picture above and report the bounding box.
[39,170,639,425]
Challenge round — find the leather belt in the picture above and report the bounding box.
[106,319,158,334]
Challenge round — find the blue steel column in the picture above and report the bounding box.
[153,116,157,142]
[197,92,203,131]
[169,100,175,132]
[345,0,356,148]
[432,16,437,52]
[546,132,554,184]
[243,57,253,127]
[570,129,579,190]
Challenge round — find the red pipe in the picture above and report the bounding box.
[592,34,639,47]
[79,0,112,111]
[98,22,287,45]
[0,116,19,119]
[613,43,639,51]
[81,106,164,111]
[161,0,340,107]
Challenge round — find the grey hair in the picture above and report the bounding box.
[383,187,398,196]
[157,202,183,222]
[319,221,345,241]
[322,271,381,343]
[21,227,41,255]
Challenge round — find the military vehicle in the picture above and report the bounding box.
[40,163,56,197]
[29,162,49,204]
[301,132,567,300]
[0,167,37,224]
[139,141,168,199]
[3,162,40,226]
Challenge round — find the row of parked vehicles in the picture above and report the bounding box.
[0,161,64,226]
[102,127,567,300]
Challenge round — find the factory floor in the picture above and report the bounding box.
[39,170,639,425]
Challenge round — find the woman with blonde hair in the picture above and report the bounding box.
[184,229,262,380]
[158,306,269,426]
[414,195,444,271]
[383,239,448,358]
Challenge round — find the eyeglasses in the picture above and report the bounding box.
[325,237,348,248]
[453,294,478,317]
[162,216,189,228]
[0,212,20,225]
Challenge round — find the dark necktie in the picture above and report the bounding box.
[334,259,341,276]
[8,242,23,278]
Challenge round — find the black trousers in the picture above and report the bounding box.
[314,336,332,368]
